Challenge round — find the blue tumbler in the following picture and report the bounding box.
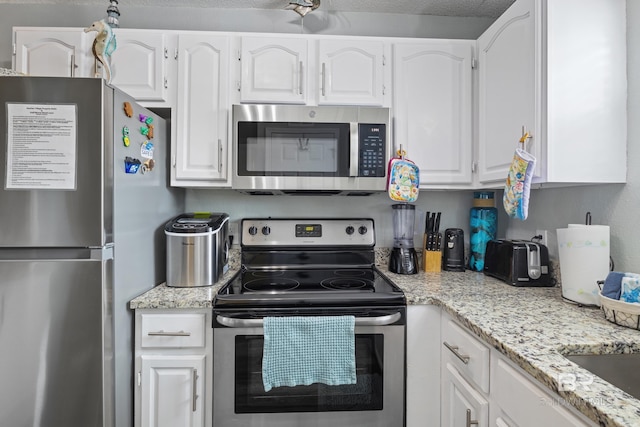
[469,191,497,271]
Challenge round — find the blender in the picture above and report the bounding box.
[389,204,419,274]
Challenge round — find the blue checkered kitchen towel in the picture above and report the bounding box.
[262,315,356,392]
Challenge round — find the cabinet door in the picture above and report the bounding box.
[393,41,473,185]
[477,0,539,183]
[140,355,205,427]
[240,37,308,104]
[442,362,489,427]
[110,29,170,102]
[318,39,385,106]
[174,33,229,183]
[13,27,92,77]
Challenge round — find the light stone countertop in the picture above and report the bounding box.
[129,255,640,427]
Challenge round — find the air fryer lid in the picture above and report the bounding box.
[165,212,229,233]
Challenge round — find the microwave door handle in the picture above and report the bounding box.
[349,122,359,177]
[216,312,401,328]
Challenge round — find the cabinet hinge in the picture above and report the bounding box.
[174,48,178,60]
[237,50,241,61]
[171,154,176,168]
[236,81,241,92]
[382,84,386,96]
[12,42,16,56]
[137,372,141,387]
[382,54,386,66]
[472,162,478,173]
[164,47,168,59]
[472,57,477,69]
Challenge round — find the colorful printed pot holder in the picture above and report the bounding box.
[503,147,536,220]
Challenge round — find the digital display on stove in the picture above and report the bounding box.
[295,224,322,237]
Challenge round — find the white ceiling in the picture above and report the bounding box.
[4,0,516,18]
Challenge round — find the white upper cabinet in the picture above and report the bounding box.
[239,35,387,106]
[240,36,308,104]
[393,41,473,186]
[13,27,93,77]
[318,39,385,106]
[110,29,172,103]
[173,33,230,186]
[477,0,626,185]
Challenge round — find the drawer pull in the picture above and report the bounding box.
[444,341,470,364]
[466,409,479,427]
[192,368,199,412]
[147,330,191,337]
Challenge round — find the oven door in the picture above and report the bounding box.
[212,311,405,427]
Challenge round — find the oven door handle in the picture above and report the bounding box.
[216,312,401,328]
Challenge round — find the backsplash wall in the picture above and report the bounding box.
[186,189,478,248]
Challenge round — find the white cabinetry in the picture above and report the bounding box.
[172,33,231,186]
[441,313,490,427]
[239,35,387,106]
[110,29,174,104]
[12,27,93,77]
[439,311,595,427]
[393,41,473,186]
[134,310,212,427]
[317,39,386,106]
[477,0,626,185]
[240,36,308,104]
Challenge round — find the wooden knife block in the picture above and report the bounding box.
[423,250,442,272]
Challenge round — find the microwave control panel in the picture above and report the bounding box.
[359,124,386,177]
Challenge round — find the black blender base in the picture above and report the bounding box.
[389,247,419,274]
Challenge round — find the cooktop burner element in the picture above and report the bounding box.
[243,278,300,293]
[214,218,406,310]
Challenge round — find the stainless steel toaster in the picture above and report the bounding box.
[484,239,553,287]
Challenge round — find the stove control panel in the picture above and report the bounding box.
[241,218,375,246]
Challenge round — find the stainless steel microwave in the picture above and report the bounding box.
[232,104,391,195]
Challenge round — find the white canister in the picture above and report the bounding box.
[556,225,610,306]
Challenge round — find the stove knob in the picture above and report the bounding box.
[345,226,355,235]
[262,226,271,236]
[248,226,258,236]
[358,225,368,235]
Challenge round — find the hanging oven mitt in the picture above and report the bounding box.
[503,148,536,220]
[387,152,419,202]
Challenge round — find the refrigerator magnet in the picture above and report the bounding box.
[124,156,141,174]
[140,141,154,159]
[123,102,133,117]
[122,126,130,146]
[146,124,154,139]
[138,114,153,125]
[141,159,155,174]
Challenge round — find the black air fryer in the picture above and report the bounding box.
[443,228,465,272]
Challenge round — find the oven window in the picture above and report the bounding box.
[234,334,384,413]
[236,122,351,177]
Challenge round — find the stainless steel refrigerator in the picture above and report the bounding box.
[0,76,185,427]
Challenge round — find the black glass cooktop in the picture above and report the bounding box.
[214,267,405,309]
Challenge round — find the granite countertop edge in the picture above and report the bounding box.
[129,266,640,427]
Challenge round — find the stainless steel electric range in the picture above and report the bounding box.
[212,218,406,427]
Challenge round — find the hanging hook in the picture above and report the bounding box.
[519,125,532,149]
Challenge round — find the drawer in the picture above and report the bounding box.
[441,316,490,393]
[492,356,592,427]
[140,313,206,348]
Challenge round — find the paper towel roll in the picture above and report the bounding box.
[557,225,610,306]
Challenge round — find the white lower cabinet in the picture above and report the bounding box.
[442,362,489,427]
[134,309,212,427]
[140,355,205,427]
[439,311,595,427]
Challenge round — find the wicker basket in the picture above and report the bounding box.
[600,292,640,330]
